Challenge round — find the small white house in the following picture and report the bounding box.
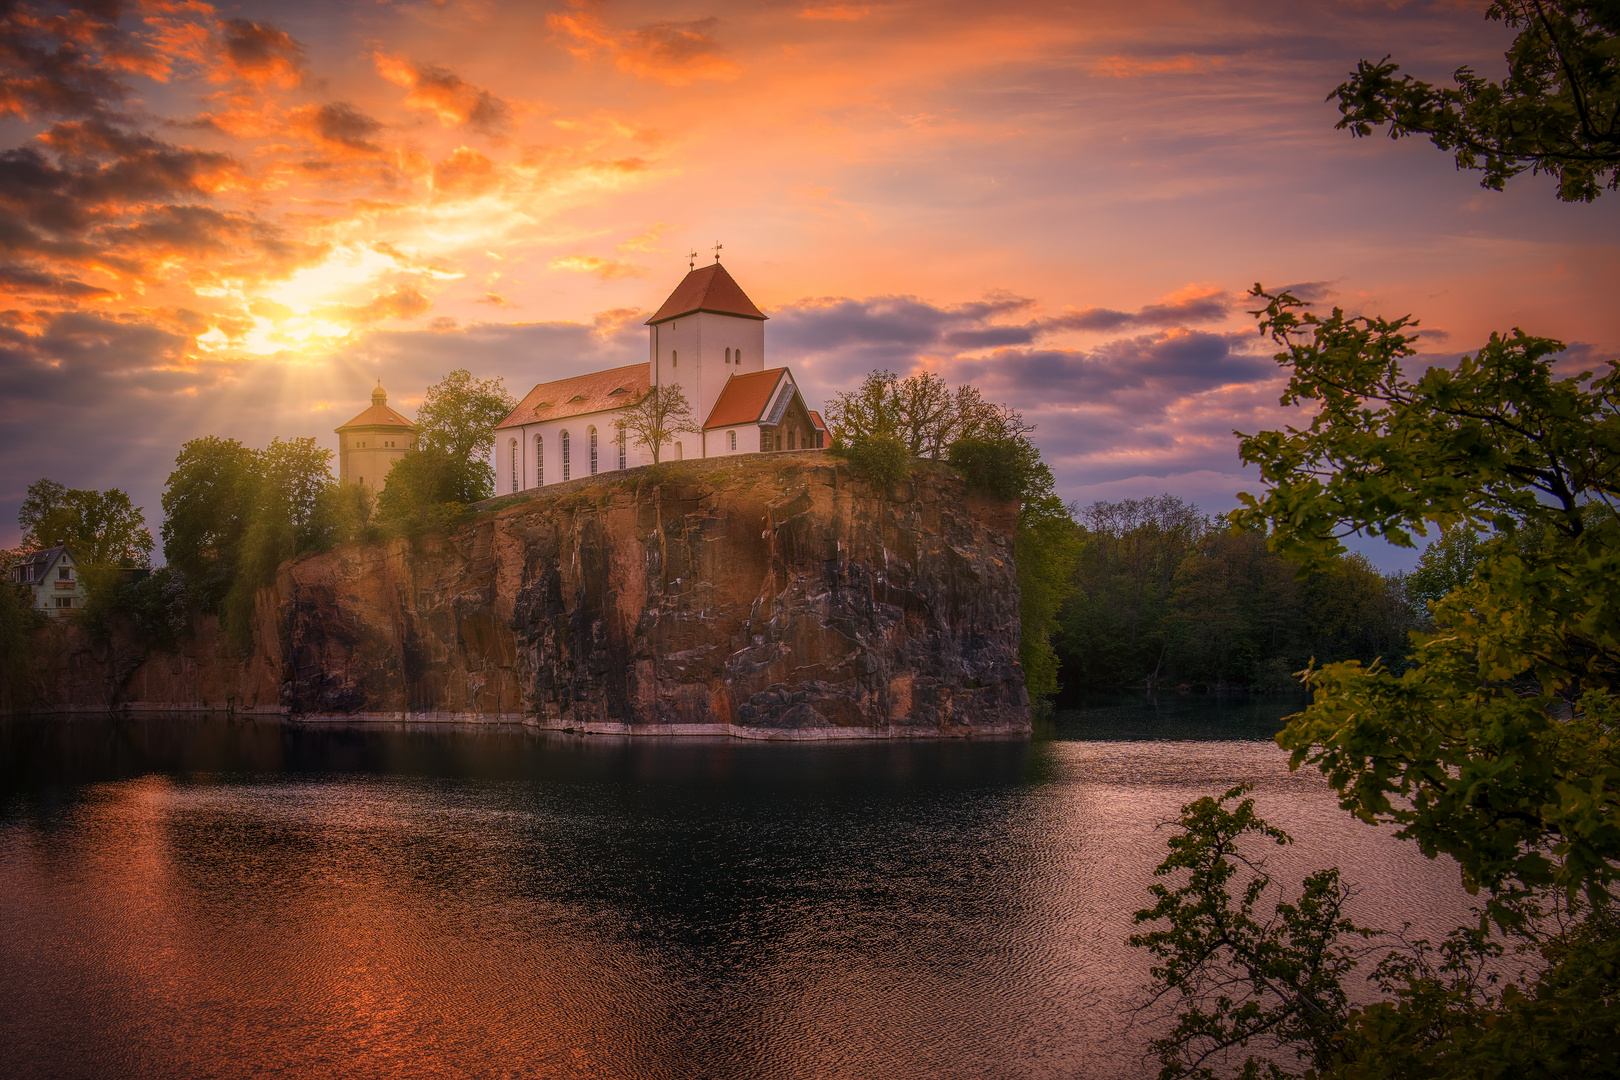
[9,545,85,616]
[493,261,826,494]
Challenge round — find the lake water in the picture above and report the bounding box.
[0,698,1472,1079]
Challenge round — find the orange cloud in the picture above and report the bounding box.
[432,146,500,197]
[373,53,512,134]
[549,254,644,280]
[313,285,431,325]
[799,6,871,19]
[549,8,739,86]
[1089,54,1223,78]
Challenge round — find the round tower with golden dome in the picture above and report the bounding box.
[335,381,416,491]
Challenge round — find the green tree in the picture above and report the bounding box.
[1060,496,1209,691]
[306,481,375,550]
[160,436,257,586]
[1404,523,1487,615]
[18,478,154,567]
[0,574,39,708]
[614,382,697,466]
[1334,0,1620,201]
[1016,494,1082,704]
[414,368,517,462]
[1134,287,1620,1078]
[826,369,1005,458]
[221,437,336,644]
[375,449,484,526]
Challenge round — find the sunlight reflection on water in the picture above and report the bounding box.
[0,707,1468,1080]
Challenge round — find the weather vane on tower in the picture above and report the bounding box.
[713,241,723,263]
[688,249,698,270]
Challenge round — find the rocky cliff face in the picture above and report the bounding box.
[19,455,1030,738]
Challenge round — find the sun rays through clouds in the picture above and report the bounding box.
[0,0,1615,555]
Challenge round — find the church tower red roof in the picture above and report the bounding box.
[645,262,767,325]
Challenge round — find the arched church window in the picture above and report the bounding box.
[789,430,797,450]
[735,348,742,364]
[728,430,736,452]
[589,427,599,475]
[510,438,518,492]
[535,435,544,486]
[725,347,731,364]
[671,350,678,368]
[676,442,683,460]
[562,431,571,481]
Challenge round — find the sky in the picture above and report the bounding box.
[2,0,1617,566]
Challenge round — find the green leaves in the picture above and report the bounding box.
[1333,2,1620,201]
[414,369,516,462]
[1236,286,1620,571]
[19,477,154,568]
[1131,786,1369,1079]
[1238,284,1620,922]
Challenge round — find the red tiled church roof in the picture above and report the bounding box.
[646,262,767,326]
[705,368,791,429]
[497,362,651,429]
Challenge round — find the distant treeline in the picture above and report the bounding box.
[1050,494,1474,696]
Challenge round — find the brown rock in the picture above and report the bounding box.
[15,455,1030,738]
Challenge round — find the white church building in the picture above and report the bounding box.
[493,261,825,493]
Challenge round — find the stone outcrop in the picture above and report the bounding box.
[16,454,1030,738]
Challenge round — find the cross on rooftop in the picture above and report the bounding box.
[713,241,723,263]
[688,249,698,270]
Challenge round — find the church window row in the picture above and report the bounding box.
[728,430,736,452]
[511,424,639,492]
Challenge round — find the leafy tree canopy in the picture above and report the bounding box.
[375,448,485,525]
[1234,285,1619,914]
[19,478,154,567]
[160,436,257,582]
[825,370,1007,458]
[1134,290,1620,1078]
[414,369,516,462]
[1334,0,1620,200]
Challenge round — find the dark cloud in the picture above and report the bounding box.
[0,119,322,302]
[0,1,132,121]
[0,263,110,298]
[294,102,385,153]
[1047,290,1234,332]
[220,18,305,86]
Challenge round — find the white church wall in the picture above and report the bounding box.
[496,412,671,494]
[650,311,765,429]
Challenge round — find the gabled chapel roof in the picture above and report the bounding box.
[497,362,651,429]
[646,262,767,325]
[705,368,795,429]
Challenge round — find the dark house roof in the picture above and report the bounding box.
[10,545,71,586]
[646,262,767,326]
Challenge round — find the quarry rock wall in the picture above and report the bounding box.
[16,455,1030,738]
